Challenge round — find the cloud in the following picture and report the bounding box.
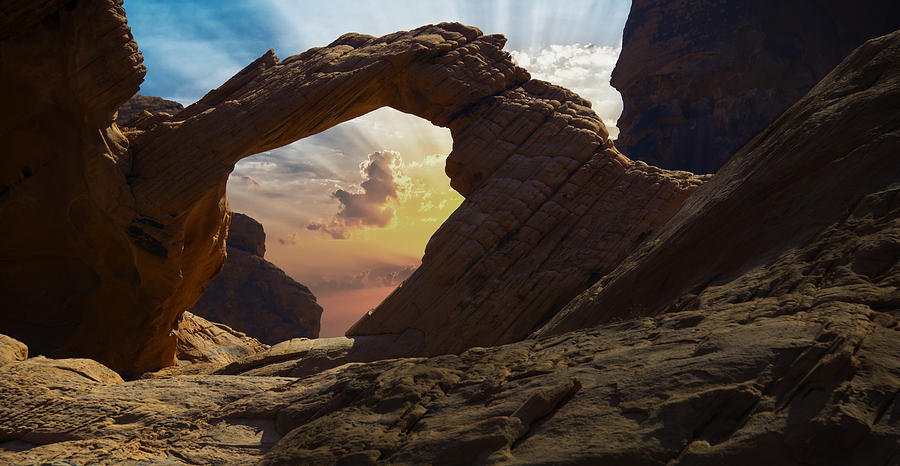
[278,233,298,246]
[307,151,411,239]
[309,263,418,293]
[510,44,623,138]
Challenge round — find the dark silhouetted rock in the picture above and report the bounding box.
[612,0,900,173]
[227,212,266,258]
[115,94,183,127]
[189,213,322,344]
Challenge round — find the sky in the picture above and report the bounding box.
[122,0,632,337]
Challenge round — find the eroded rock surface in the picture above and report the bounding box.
[0,335,27,367]
[0,0,702,374]
[613,0,900,173]
[2,300,896,464]
[190,213,323,344]
[0,351,293,464]
[540,29,900,337]
[173,311,268,365]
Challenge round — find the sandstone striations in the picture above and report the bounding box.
[2,302,897,464]
[613,0,900,174]
[190,213,323,344]
[0,0,702,374]
[173,311,268,366]
[538,28,900,337]
[115,94,183,127]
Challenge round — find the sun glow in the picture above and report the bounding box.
[226,108,460,336]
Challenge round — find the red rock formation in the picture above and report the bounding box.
[539,29,900,337]
[189,213,323,344]
[0,1,702,375]
[612,0,900,174]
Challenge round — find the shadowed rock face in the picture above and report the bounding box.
[0,1,703,374]
[538,30,900,338]
[613,0,900,174]
[190,213,323,344]
[115,95,183,126]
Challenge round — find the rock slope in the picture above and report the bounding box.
[190,213,323,344]
[0,0,703,375]
[539,28,900,337]
[612,0,900,173]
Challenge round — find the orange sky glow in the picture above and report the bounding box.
[227,109,461,336]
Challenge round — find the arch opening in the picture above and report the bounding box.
[226,107,460,337]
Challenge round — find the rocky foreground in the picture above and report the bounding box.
[0,0,898,464]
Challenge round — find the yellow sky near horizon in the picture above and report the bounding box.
[226,108,462,336]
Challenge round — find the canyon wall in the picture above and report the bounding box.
[613,0,900,173]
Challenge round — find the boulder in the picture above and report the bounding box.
[227,212,266,258]
[0,334,27,366]
[173,311,268,365]
[612,0,900,173]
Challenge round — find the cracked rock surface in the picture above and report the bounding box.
[1,301,896,464]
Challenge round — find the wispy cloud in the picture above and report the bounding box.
[309,263,418,293]
[511,44,623,138]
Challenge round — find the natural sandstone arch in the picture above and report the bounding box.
[1,0,704,375]
[127,22,705,358]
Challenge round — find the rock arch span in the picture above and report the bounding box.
[0,1,704,376]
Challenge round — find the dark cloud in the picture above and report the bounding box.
[309,263,418,293]
[307,151,407,239]
[278,233,299,245]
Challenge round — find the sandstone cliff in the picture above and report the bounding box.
[0,0,703,375]
[190,213,323,344]
[612,0,900,174]
[539,27,900,337]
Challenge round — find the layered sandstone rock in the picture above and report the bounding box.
[115,94,183,126]
[0,0,702,375]
[0,0,154,376]
[173,311,268,365]
[613,0,900,173]
[0,335,27,366]
[539,30,900,337]
[2,300,896,464]
[189,213,323,344]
